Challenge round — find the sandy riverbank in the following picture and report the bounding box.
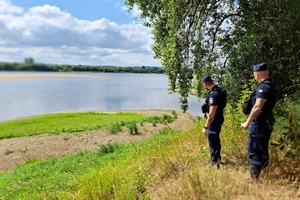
[0,110,198,172]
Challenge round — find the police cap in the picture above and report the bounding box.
[202,75,212,82]
[252,63,268,72]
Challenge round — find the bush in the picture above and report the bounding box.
[105,122,122,134]
[171,110,177,118]
[273,96,300,158]
[97,144,116,156]
[127,123,139,135]
[162,114,173,123]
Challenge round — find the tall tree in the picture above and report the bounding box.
[125,0,300,110]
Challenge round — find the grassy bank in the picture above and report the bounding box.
[0,112,175,139]
[0,110,299,199]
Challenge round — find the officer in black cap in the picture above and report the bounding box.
[241,62,277,181]
[201,75,227,168]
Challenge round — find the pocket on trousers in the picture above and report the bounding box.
[250,137,261,151]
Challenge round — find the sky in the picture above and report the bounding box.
[0,0,161,66]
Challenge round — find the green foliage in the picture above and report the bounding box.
[24,57,34,64]
[125,0,300,109]
[0,107,299,199]
[97,143,119,156]
[127,122,139,135]
[0,112,177,141]
[143,114,174,126]
[161,114,173,123]
[272,95,300,158]
[105,122,122,134]
[0,112,150,139]
[159,127,170,135]
[0,62,165,74]
[0,143,127,199]
[236,79,256,109]
[171,110,177,118]
[4,149,14,155]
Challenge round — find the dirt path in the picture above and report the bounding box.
[0,110,197,172]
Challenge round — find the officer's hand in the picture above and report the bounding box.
[201,128,207,136]
[241,122,249,129]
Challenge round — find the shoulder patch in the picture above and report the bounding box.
[258,89,263,93]
[209,98,214,104]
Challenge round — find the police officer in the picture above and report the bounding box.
[201,75,227,168]
[241,63,277,181]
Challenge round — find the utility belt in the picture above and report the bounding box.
[253,111,275,131]
[253,118,267,123]
[253,111,270,123]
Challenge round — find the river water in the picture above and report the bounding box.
[0,72,204,122]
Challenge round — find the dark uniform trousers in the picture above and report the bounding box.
[248,121,272,177]
[208,123,222,163]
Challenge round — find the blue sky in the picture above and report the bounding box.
[0,0,161,66]
[10,0,134,23]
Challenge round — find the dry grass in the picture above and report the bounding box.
[140,125,300,200]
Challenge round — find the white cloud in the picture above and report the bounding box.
[0,0,160,66]
[0,0,22,14]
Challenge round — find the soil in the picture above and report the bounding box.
[0,110,197,172]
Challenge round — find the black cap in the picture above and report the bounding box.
[252,63,268,72]
[202,75,212,82]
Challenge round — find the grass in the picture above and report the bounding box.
[0,109,299,200]
[0,112,175,139]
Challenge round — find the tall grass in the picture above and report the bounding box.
[0,107,299,199]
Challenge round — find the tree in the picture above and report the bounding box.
[125,0,300,111]
[24,57,35,65]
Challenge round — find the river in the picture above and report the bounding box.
[0,71,204,122]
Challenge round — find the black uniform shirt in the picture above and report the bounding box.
[207,85,226,125]
[255,78,276,113]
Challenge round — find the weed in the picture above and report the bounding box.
[97,143,116,156]
[105,122,122,134]
[127,123,139,135]
[24,159,38,165]
[171,110,177,118]
[159,127,170,135]
[4,149,13,155]
[162,114,173,123]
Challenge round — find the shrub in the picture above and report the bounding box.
[159,127,173,135]
[162,114,173,123]
[273,96,300,158]
[97,143,116,156]
[105,122,122,134]
[127,123,139,135]
[171,110,177,118]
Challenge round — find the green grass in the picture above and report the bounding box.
[0,112,173,139]
[0,111,177,199]
[0,109,298,200]
[0,127,184,199]
[0,143,129,199]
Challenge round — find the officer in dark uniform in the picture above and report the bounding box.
[241,63,277,180]
[201,75,227,168]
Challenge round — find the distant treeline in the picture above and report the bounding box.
[0,62,165,74]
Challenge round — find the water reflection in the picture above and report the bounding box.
[0,72,203,121]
